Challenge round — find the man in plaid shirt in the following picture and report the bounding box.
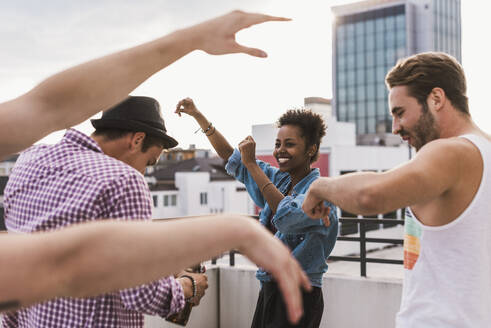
[2,96,208,327]
[0,11,311,326]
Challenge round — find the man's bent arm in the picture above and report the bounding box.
[0,11,289,158]
[303,139,464,216]
[0,215,309,324]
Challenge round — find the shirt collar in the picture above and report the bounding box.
[292,168,320,194]
[63,128,103,153]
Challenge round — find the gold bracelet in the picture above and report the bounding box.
[261,182,274,194]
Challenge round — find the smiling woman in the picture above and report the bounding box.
[175,97,339,328]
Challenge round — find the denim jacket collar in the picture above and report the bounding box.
[291,168,320,195]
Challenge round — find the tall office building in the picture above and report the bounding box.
[332,0,461,142]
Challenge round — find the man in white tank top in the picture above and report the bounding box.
[303,52,491,327]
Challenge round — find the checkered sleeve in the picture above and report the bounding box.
[1,311,18,328]
[106,172,186,317]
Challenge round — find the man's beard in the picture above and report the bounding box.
[401,104,440,151]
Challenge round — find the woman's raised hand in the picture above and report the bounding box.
[175,97,200,118]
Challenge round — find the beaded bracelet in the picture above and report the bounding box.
[180,274,197,301]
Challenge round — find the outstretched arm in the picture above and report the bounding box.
[0,11,290,159]
[175,97,234,160]
[303,139,464,218]
[0,215,309,324]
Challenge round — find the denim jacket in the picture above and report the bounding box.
[225,149,338,287]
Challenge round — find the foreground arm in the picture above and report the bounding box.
[303,139,462,217]
[0,215,310,324]
[0,11,289,158]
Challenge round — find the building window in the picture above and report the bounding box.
[200,192,208,205]
[171,194,177,206]
[152,195,158,208]
[163,195,169,207]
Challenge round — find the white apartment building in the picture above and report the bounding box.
[147,157,253,219]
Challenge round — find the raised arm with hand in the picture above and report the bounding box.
[0,11,290,159]
[0,215,310,324]
[175,97,234,160]
[238,136,285,213]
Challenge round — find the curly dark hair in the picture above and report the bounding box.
[276,109,327,163]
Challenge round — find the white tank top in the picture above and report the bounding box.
[396,134,491,328]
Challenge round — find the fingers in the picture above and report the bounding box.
[233,44,267,58]
[175,98,195,117]
[321,208,330,227]
[276,274,302,324]
[321,206,331,227]
[275,258,311,324]
[228,12,291,57]
[238,12,291,29]
[238,136,255,148]
[302,201,322,219]
[302,191,325,219]
[299,268,312,292]
[236,12,291,58]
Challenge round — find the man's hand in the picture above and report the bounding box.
[303,179,329,220]
[177,272,208,306]
[238,218,312,324]
[175,98,200,118]
[238,136,257,167]
[189,10,291,58]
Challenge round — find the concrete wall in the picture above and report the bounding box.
[0,267,401,328]
[144,266,402,328]
[145,267,220,328]
[322,275,402,328]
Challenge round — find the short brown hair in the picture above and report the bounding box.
[277,109,327,163]
[385,52,469,115]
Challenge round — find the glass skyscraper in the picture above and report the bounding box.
[332,0,461,138]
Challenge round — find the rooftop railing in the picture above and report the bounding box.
[213,216,405,277]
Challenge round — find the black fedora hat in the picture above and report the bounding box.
[91,96,178,149]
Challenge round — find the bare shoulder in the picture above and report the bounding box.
[417,137,481,162]
[420,136,484,186]
[409,137,482,185]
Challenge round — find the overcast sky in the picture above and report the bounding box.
[1,0,489,150]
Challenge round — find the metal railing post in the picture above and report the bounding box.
[360,220,367,277]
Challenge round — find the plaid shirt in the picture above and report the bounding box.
[2,129,185,328]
